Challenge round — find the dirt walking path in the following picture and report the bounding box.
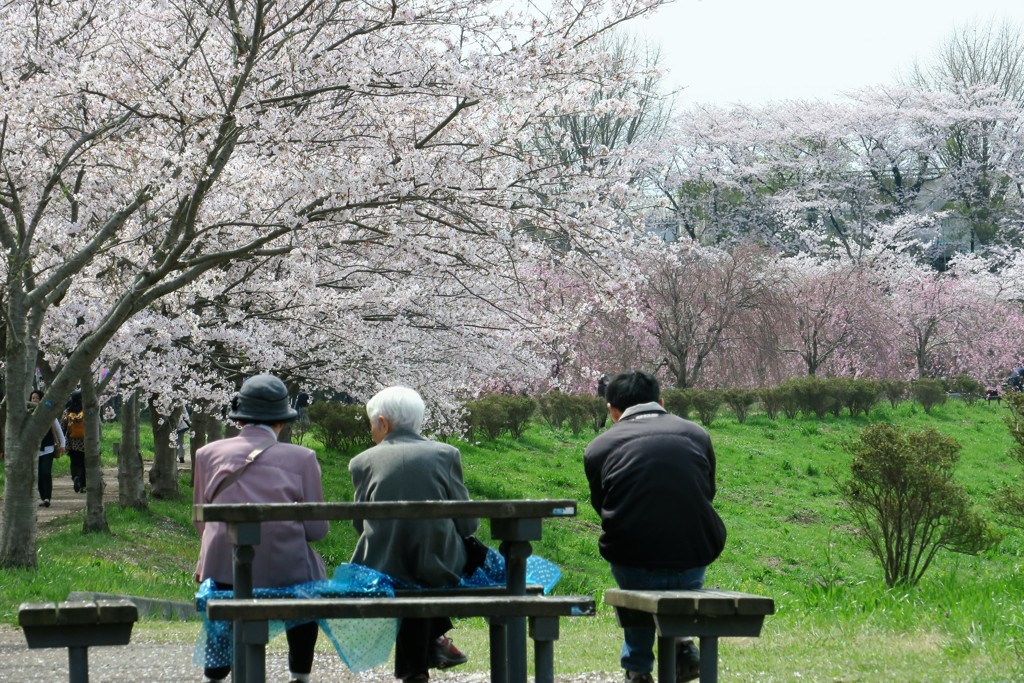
[0,465,132,529]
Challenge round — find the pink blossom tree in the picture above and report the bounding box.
[0,0,669,569]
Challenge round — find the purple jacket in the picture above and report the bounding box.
[194,424,328,587]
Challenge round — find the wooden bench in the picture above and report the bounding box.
[195,499,578,683]
[207,594,595,683]
[604,589,775,683]
[19,599,139,683]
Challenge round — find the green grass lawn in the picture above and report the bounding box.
[2,399,1022,681]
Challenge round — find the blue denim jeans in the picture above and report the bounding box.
[610,564,706,673]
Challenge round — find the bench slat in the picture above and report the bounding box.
[207,595,595,621]
[604,589,775,617]
[18,600,139,627]
[194,499,578,524]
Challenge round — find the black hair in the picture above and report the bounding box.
[66,390,84,412]
[605,370,660,411]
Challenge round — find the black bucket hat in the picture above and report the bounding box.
[227,374,298,423]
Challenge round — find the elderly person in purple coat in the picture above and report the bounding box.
[194,374,328,683]
[349,386,478,682]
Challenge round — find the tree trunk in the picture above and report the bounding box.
[187,408,225,488]
[148,400,179,500]
[117,392,147,510]
[81,372,109,533]
[0,381,41,569]
[0,304,48,569]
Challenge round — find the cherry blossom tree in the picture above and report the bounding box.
[654,85,1024,261]
[774,256,896,377]
[625,238,781,388]
[0,0,670,569]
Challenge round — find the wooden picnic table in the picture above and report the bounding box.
[194,499,578,683]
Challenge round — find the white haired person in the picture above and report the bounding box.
[349,386,478,682]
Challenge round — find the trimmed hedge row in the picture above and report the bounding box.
[308,375,989,446]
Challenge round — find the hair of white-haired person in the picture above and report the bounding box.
[365,386,425,434]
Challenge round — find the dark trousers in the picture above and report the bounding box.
[68,450,86,489]
[204,578,318,680]
[37,453,54,501]
[394,616,452,679]
[204,620,318,680]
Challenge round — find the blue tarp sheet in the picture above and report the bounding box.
[194,546,561,672]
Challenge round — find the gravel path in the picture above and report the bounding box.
[0,625,619,682]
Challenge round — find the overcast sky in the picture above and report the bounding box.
[633,0,1024,105]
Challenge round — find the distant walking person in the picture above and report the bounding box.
[596,374,609,428]
[193,374,327,683]
[584,371,726,683]
[62,391,87,493]
[293,389,311,423]
[176,405,191,463]
[31,390,66,508]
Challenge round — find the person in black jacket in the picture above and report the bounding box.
[583,371,726,683]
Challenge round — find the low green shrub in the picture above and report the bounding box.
[880,379,907,408]
[844,379,882,417]
[721,388,757,423]
[662,389,692,419]
[464,394,536,440]
[778,382,800,419]
[912,378,948,414]
[690,389,722,426]
[783,376,836,419]
[536,391,597,435]
[308,401,372,452]
[536,391,573,430]
[758,386,783,420]
[837,423,1000,586]
[500,394,537,438]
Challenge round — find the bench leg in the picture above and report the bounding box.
[68,646,89,683]
[500,539,531,683]
[529,616,560,683]
[242,621,269,683]
[232,543,256,682]
[488,617,509,683]
[698,636,719,683]
[656,635,676,683]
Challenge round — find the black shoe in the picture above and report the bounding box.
[73,479,81,493]
[39,500,50,508]
[625,672,654,683]
[676,639,700,683]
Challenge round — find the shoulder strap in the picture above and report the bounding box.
[210,438,278,501]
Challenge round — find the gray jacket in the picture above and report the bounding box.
[349,430,478,586]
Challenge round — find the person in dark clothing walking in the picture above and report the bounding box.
[583,371,726,683]
[62,391,87,492]
[31,390,66,507]
[596,374,610,427]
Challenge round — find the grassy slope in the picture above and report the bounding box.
[1,400,1022,681]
